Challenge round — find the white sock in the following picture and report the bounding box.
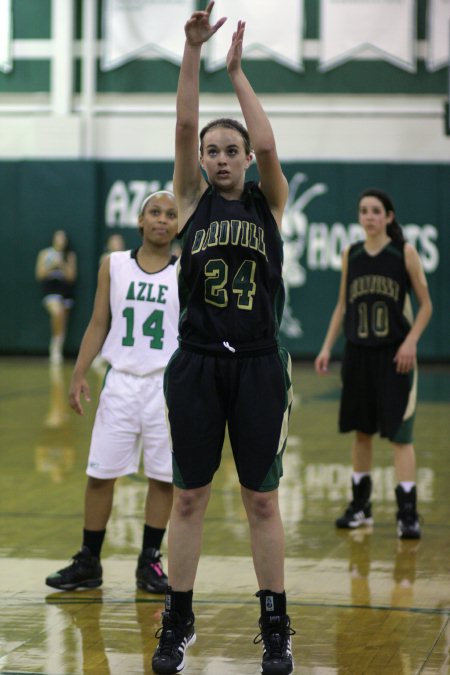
[49,335,64,363]
[352,472,370,485]
[399,481,415,493]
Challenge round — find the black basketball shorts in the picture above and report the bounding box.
[164,346,293,491]
[339,341,417,443]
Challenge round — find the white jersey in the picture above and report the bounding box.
[101,250,179,376]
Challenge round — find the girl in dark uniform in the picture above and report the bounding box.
[35,229,77,364]
[152,3,294,675]
[315,189,432,540]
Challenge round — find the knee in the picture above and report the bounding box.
[355,431,372,450]
[87,477,116,492]
[245,491,278,521]
[173,487,209,519]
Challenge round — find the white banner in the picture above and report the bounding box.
[427,0,450,71]
[319,0,416,72]
[204,0,303,72]
[101,0,195,71]
[0,0,12,73]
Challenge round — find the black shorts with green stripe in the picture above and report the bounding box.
[164,345,293,492]
[339,340,417,444]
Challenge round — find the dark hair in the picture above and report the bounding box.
[137,191,176,236]
[358,188,405,243]
[53,229,72,260]
[199,118,252,155]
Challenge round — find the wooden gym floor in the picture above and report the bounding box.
[1,356,449,674]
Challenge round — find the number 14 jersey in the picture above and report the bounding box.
[101,250,179,375]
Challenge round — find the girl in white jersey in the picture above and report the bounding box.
[45,192,179,593]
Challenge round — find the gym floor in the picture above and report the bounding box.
[1,357,449,674]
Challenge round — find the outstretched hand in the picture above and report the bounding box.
[185,1,226,47]
[226,20,245,74]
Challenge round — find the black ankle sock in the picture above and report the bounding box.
[165,587,193,619]
[257,589,287,618]
[82,528,106,558]
[142,524,166,552]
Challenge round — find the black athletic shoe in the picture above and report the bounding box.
[335,503,373,529]
[254,614,295,675]
[45,546,102,590]
[397,513,421,539]
[395,485,421,540]
[152,611,196,674]
[336,475,373,529]
[136,547,168,594]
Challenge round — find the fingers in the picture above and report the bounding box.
[397,361,413,374]
[393,354,413,374]
[232,20,245,40]
[212,16,227,33]
[69,382,91,416]
[69,394,83,416]
[314,356,329,375]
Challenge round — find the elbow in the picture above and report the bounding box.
[423,295,433,317]
[176,118,196,136]
[254,142,277,158]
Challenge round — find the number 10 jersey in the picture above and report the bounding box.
[344,240,413,347]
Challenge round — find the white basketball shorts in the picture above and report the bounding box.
[87,368,172,482]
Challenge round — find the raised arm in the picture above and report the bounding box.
[174,1,226,229]
[226,21,288,228]
[314,248,349,375]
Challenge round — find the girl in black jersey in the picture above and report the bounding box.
[315,189,432,541]
[152,4,294,675]
[35,229,77,365]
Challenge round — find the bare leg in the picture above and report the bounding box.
[241,487,284,593]
[46,300,66,363]
[167,484,211,591]
[393,443,416,482]
[46,300,66,338]
[145,478,173,529]
[84,477,116,530]
[352,431,373,472]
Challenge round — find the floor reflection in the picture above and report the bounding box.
[0,358,448,674]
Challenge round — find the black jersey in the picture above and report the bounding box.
[344,240,412,347]
[177,182,285,354]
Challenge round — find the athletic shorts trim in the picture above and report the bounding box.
[164,347,293,492]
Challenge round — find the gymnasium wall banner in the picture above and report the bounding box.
[0,160,448,360]
[319,0,416,72]
[101,0,195,71]
[427,0,450,71]
[203,0,304,72]
[0,0,12,74]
